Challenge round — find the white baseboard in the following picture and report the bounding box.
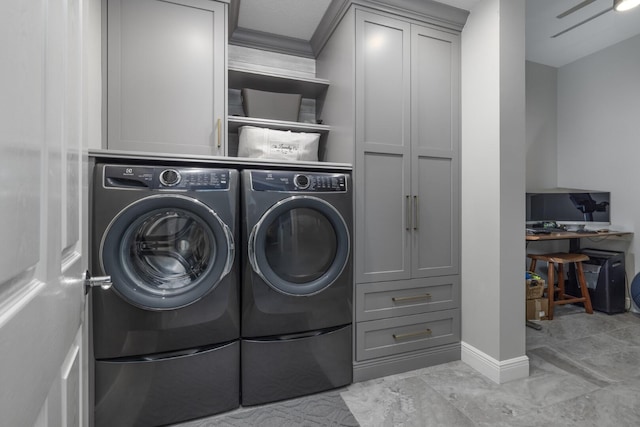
[461,341,529,384]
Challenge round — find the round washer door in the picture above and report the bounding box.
[248,195,350,296]
[100,194,234,310]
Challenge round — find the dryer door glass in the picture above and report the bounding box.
[264,208,337,284]
[102,195,234,310]
[249,196,349,296]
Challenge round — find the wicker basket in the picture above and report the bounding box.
[526,279,545,299]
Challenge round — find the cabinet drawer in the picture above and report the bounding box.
[356,309,460,361]
[356,276,459,322]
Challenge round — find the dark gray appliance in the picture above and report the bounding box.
[91,164,240,426]
[569,248,626,314]
[241,169,353,406]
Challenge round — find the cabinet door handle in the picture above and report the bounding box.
[393,328,432,340]
[392,293,432,303]
[405,195,411,231]
[413,195,418,230]
[216,118,222,149]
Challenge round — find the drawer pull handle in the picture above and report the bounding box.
[393,329,432,340]
[392,293,431,303]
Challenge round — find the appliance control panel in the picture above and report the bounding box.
[103,165,230,190]
[251,170,348,192]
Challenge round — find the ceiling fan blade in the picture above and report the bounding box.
[557,0,597,19]
[552,7,613,38]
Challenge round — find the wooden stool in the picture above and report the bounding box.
[527,252,593,320]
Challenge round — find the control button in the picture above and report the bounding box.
[159,169,181,187]
[294,174,310,190]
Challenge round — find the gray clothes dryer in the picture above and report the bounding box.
[241,169,353,406]
[91,164,240,426]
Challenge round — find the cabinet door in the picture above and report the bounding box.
[108,0,227,155]
[355,11,412,284]
[411,25,460,277]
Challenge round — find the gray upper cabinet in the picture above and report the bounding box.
[107,0,227,155]
[355,10,460,284]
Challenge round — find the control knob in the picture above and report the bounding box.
[294,174,310,190]
[160,169,181,187]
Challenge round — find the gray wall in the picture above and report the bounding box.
[526,34,640,310]
[498,0,527,363]
[461,0,527,367]
[526,61,557,191]
[525,61,563,256]
[558,33,640,308]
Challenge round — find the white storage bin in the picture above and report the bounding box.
[238,126,320,161]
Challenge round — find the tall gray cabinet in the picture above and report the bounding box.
[107,0,228,155]
[318,4,462,381]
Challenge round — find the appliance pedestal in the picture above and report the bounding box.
[241,325,352,406]
[95,341,239,426]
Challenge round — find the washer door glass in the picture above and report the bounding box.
[101,195,234,310]
[249,196,350,296]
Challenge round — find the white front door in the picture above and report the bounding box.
[0,0,98,425]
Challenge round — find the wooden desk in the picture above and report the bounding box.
[524,230,632,330]
[526,230,632,251]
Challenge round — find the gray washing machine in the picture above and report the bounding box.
[241,169,353,406]
[91,164,239,426]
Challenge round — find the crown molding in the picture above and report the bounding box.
[230,27,315,58]
[230,0,469,59]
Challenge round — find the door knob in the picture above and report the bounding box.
[84,270,112,294]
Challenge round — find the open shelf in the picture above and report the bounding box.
[228,66,330,99]
[228,116,330,134]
